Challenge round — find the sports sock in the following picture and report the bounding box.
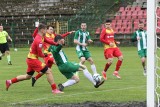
[115,60,122,71]
[62,79,76,87]
[51,83,57,90]
[83,69,96,85]
[11,78,18,84]
[142,62,146,70]
[91,64,97,74]
[35,73,43,80]
[7,55,11,63]
[104,63,111,72]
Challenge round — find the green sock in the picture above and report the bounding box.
[7,55,11,63]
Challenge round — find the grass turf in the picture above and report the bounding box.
[0,47,146,106]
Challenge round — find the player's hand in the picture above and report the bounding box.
[88,39,93,44]
[109,42,114,47]
[81,43,87,47]
[137,37,141,40]
[69,31,75,34]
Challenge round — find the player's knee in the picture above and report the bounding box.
[75,77,80,83]
[80,57,86,64]
[118,56,123,61]
[26,75,32,80]
[88,58,94,64]
[108,58,113,64]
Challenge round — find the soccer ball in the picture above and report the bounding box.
[93,73,102,83]
[14,48,18,52]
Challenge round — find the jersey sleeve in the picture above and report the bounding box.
[32,27,38,38]
[100,29,110,45]
[44,36,58,45]
[4,31,8,37]
[131,32,137,42]
[86,32,91,40]
[61,32,70,38]
[74,31,79,40]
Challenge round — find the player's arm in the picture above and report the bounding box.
[100,29,110,45]
[74,31,87,46]
[61,31,75,38]
[131,32,137,42]
[32,27,38,38]
[44,36,58,45]
[86,32,93,44]
[5,31,12,42]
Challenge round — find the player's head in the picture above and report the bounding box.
[47,25,54,34]
[38,23,47,36]
[0,25,3,32]
[138,21,144,30]
[54,35,64,45]
[81,23,87,31]
[105,19,112,29]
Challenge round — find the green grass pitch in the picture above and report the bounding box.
[0,47,146,106]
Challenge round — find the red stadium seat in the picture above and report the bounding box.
[121,11,126,19]
[125,6,131,11]
[137,10,144,19]
[135,6,141,11]
[119,27,125,34]
[124,28,131,34]
[132,11,138,19]
[126,11,132,19]
[119,7,125,12]
[130,7,136,12]
[115,15,121,20]
[122,22,128,28]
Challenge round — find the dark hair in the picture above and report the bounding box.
[105,19,112,23]
[38,23,47,31]
[54,35,63,42]
[47,25,54,29]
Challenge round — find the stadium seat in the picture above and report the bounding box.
[122,22,128,28]
[130,7,136,12]
[126,11,132,19]
[132,11,138,19]
[115,15,121,20]
[143,10,147,18]
[135,6,141,11]
[124,28,131,34]
[137,10,144,19]
[121,11,126,20]
[119,7,125,12]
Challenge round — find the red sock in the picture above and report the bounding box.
[35,73,43,80]
[115,60,122,71]
[51,83,57,90]
[11,78,18,83]
[104,63,111,72]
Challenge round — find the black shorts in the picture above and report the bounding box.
[0,43,10,53]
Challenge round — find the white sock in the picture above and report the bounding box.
[62,79,77,87]
[7,55,11,63]
[83,68,96,85]
[91,64,97,74]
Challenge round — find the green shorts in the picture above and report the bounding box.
[138,49,147,58]
[58,62,80,79]
[76,50,91,59]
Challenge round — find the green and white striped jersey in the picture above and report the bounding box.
[74,29,91,51]
[132,29,147,51]
[48,45,68,66]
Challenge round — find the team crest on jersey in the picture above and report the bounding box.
[39,43,43,48]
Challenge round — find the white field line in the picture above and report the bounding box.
[11,85,145,105]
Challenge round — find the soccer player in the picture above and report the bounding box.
[5,23,63,94]
[131,21,147,76]
[74,23,98,75]
[31,25,75,87]
[49,35,104,91]
[0,25,12,65]
[100,19,123,80]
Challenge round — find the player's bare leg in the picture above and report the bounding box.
[6,74,32,91]
[45,68,63,94]
[102,58,113,80]
[87,57,97,74]
[113,55,123,79]
[141,57,146,76]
